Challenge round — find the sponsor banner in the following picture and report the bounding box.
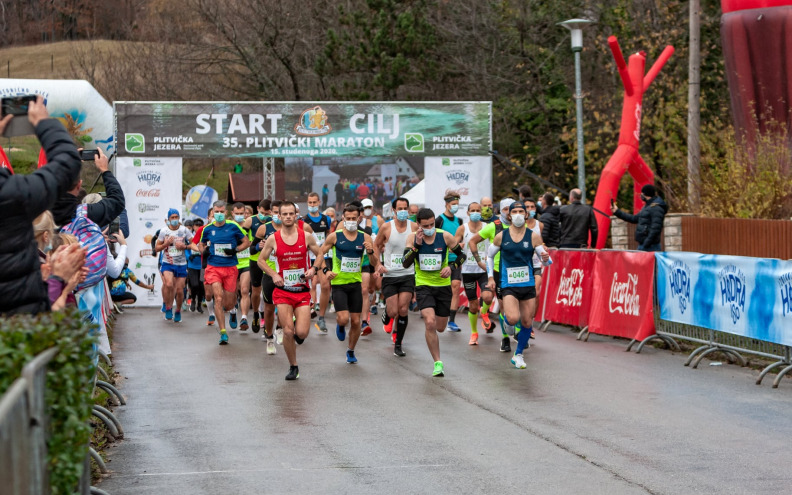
[116,156,183,306]
[588,250,656,341]
[656,252,792,346]
[115,102,491,158]
[536,249,597,327]
[424,156,492,222]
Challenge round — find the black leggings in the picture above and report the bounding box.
[187,268,205,301]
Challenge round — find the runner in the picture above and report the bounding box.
[402,207,467,377]
[358,198,382,335]
[245,199,271,333]
[469,198,514,352]
[435,192,464,332]
[453,202,494,345]
[186,218,205,312]
[304,192,334,333]
[485,201,550,369]
[520,198,545,344]
[374,197,417,356]
[154,208,197,323]
[259,201,324,380]
[319,204,378,363]
[197,201,251,345]
[229,202,252,331]
[480,197,495,223]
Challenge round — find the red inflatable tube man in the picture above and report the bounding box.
[592,37,674,249]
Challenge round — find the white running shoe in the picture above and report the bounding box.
[511,353,526,369]
[266,339,277,355]
[276,328,284,345]
[261,332,269,341]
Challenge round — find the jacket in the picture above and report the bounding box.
[614,196,668,248]
[538,204,561,247]
[0,119,82,315]
[559,201,598,248]
[51,170,126,229]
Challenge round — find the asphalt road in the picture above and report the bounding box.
[98,307,792,494]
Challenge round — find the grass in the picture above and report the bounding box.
[0,40,125,80]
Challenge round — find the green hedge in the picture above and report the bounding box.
[0,308,98,495]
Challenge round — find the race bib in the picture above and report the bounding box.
[506,266,531,284]
[214,243,232,257]
[314,232,326,243]
[283,268,304,287]
[419,254,442,271]
[390,253,404,267]
[168,246,181,257]
[238,248,250,259]
[340,256,361,273]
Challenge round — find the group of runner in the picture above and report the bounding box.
[151,190,551,381]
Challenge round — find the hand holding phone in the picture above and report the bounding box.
[80,149,99,161]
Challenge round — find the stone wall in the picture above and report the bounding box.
[609,213,694,251]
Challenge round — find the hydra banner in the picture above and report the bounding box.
[656,252,792,347]
[115,102,492,158]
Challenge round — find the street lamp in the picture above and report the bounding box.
[559,18,593,202]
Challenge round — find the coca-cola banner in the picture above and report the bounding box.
[116,156,183,306]
[537,249,597,327]
[588,250,656,341]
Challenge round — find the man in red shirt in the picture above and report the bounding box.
[356,182,370,200]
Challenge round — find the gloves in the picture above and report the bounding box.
[223,248,236,256]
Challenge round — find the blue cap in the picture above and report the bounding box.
[167,208,180,218]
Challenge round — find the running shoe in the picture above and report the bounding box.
[382,314,394,334]
[393,345,406,357]
[392,330,397,344]
[229,312,237,329]
[190,299,196,312]
[469,333,479,345]
[481,312,495,333]
[313,302,320,313]
[310,304,318,319]
[252,316,260,333]
[261,332,270,341]
[381,310,390,326]
[370,304,378,315]
[511,353,526,369]
[174,311,182,323]
[500,337,511,353]
[165,308,173,320]
[315,316,328,334]
[240,317,249,331]
[219,330,228,345]
[161,302,166,313]
[285,365,299,381]
[433,361,444,377]
[266,338,276,355]
[276,327,283,345]
[409,301,418,312]
[346,349,358,364]
[197,304,204,314]
[336,324,346,342]
[446,321,461,332]
[207,314,216,326]
[361,321,372,336]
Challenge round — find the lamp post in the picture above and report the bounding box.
[559,18,593,201]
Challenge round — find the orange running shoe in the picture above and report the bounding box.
[469,332,479,345]
[361,321,372,336]
[384,318,394,334]
[481,312,495,333]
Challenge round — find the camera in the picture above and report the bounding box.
[80,149,99,161]
[1,95,36,117]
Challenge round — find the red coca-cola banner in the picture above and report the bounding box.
[588,250,656,341]
[537,249,597,327]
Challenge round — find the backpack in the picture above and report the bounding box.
[61,204,108,290]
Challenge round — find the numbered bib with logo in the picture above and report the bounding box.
[238,248,250,258]
[390,253,404,267]
[419,254,442,271]
[168,245,181,257]
[283,268,304,287]
[340,256,361,273]
[315,232,326,243]
[506,266,531,284]
[214,243,232,256]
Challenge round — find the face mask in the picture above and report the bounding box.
[409,214,417,222]
[344,220,358,232]
[44,242,53,254]
[537,200,543,208]
[214,213,225,223]
[169,219,180,227]
[469,212,482,222]
[511,214,525,228]
[258,213,266,221]
[422,227,436,237]
[308,206,319,214]
[272,214,281,225]
[500,212,510,224]
[363,208,373,217]
[449,204,459,214]
[234,215,245,223]
[528,210,536,219]
[396,210,409,221]
[481,207,493,219]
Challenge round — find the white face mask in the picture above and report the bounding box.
[511,214,525,228]
[344,220,358,232]
[363,208,373,217]
[422,227,436,237]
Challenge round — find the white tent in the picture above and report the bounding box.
[402,179,425,207]
[312,165,340,207]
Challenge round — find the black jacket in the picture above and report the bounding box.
[614,196,668,248]
[538,204,561,247]
[559,201,598,248]
[0,119,81,315]
[51,170,126,229]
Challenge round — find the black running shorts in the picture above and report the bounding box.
[332,282,363,313]
[381,275,415,300]
[262,274,276,305]
[250,260,264,288]
[415,285,452,317]
[501,286,537,301]
[462,272,490,300]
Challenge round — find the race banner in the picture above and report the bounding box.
[588,250,656,341]
[424,156,493,221]
[656,252,792,346]
[537,249,597,327]
[116,156,183,307]
[115,102,492,158]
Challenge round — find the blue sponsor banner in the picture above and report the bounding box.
[656,252,792,346]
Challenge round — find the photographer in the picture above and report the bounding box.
[0,96,82,316]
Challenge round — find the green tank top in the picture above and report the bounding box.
[331,229,365,285]
[414,229,450,287]
[478,220,504,269]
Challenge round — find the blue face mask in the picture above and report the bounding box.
[529,210,536,219]
[272,214,281,225]
[396,210,409,221]
[469,212,482,222]
[449,204,459,215]
[257,213,266,221]
[169,219,179,227]
[308,206,319,214]
[234,215,245,223]
[214,213,225,223]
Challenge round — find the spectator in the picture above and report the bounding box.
[186,218,205,312]
[559,188,598,248]
[52,147,125,231]
[108,259,154,307]
[322,183,329,210]
[105,229,128,279]
[0,96,82,315]
[611,184,669,252]
[334,181,345,210]
[512,185,533,203]
[538,192,561,248]
[33,211,56,262]
[357,180,370,200]
[44,244,87,311]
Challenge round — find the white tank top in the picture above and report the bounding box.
[462,222,488,274]
[383,220,414,278]
[528,220,542,269]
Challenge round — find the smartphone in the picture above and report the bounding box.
[611,198,615,207]
[80,149,99,161]
[110,217,120,235]
[1,95,36,116]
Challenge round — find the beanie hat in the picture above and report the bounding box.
[641,184,656,197]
